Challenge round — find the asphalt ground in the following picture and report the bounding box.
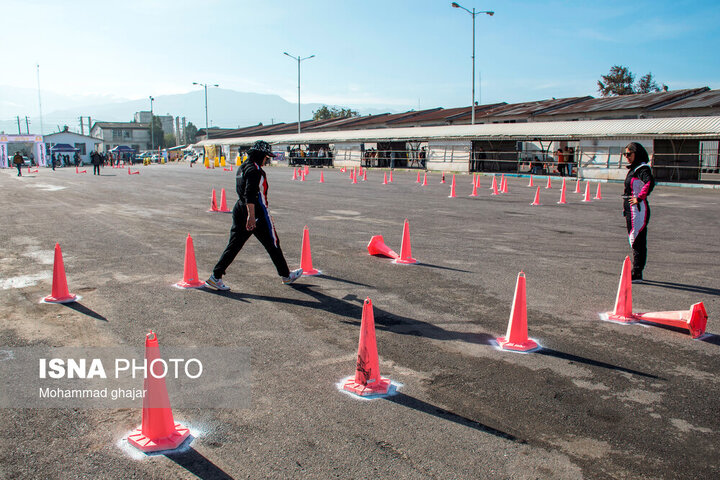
[1,163,718,480]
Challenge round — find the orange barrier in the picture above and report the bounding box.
[127,331,191,453]
[497,272,539,352]
[41,243,78,304]
[342,298,392,396]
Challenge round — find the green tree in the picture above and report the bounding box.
[147,115,165,149]
[185,122,198,143]
[597,65,635,96]
[598,66,667,96]
[313,105,359,120]
[164,133,177,148]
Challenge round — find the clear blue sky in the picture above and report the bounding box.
[3,0,720,112]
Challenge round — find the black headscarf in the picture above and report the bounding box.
[625,142,649,169]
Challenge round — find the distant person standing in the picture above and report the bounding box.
[13,151,23,176]
[91,151,102,175]
[205,140,302,291]
[622,142,655,283]
[51,153,57,171]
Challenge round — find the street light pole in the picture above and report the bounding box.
[149,96,154,151]
[192,82,219,139]
[284,52,315,134]
[451,3,494,125]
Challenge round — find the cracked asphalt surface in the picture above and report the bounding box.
[1,163,718,479]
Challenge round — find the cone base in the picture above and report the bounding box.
[530,202,540,206]
[207,209,220,213]
[448,195,456,198]
[217,209,231,213]
[557,201,566,204]
[302,268,322,276]
[496,336,539,352]
[174,280,206,289]
[469,193,478,197]
[343,377,391,396]
[393,257,417,265]
[599,312,635,324]
[127,423,190,453]
[41,293,79,304]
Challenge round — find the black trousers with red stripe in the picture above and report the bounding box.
[212,202,290,279]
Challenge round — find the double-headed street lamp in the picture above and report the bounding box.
[283,52,315,134]
[451,2,494,125]
[192,82,219,139]
[149,96,154,151]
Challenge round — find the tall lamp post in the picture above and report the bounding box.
[451,2,494,125]
[192,82,219,139]
[149,96,154,151]
[283,52,315,134]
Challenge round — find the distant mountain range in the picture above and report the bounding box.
[0,86,395,136]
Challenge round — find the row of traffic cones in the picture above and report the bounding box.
[530,179,602,206]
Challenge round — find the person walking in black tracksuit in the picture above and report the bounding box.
[622,142,655,283]
[206,140,302,291]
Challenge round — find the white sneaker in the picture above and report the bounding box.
[282,268,303,285]
[205,275,230,290]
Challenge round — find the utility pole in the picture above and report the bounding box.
[25,116,31,134]
[17,116,21,134]
[79,117,85,135]
[36,64,44,135]
[149,96,154,151]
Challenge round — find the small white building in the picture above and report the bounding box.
[90,121,151,153]
[44,129,102,165]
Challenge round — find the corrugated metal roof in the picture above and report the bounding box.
[468,97,592,119]
[542,88,709,115]
[652,89,720,110]
[196,116,720,146]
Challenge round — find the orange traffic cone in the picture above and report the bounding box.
[501,174,509,193]
[208,189,219,212]
[635,302,708,339]
[305,165,310,175]
[218,188,231,213]
[416,171,421,183]
[528,175,534,187]
[594,182,602,200]
[300,226,321,276]
[362,170,367,181]
[352,170,357,184]
[448,174,456,198]
[41,243,78,304]
[600,256,634,323]
[393,219,417,264]
[496,272,539,352]
[530,187,541,206]
[174,234,205,289]
[490,175,499,195]
[342,298,392,396]
[389,171,393,183]
[557,178,567,204]
[319,171,325,183]
[582,181,592,202]
[574,178,581,193]
[300,170,306,181]
[383,172,387,185]
[127,331,191,453]
[422,172,427,186]
[292,168,298,180]
[469,176,479,197]
[367,235,399,259]
[545,176,552,189]
[475,174,481,189]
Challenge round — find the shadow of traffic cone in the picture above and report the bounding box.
[545,176,552,189]
[218,188,231,213]
[582,181,592,202]
[635,302,708,339]
[127,331,191,453]
[342,298,392,396]
[319,171,325,183]
[41,243,78,304]
[367,235,399,259]
[422,172,427,186]
[448,174,456,198]
[497,272,539,352]
[490,175,499,195]
[530,187,541,206]
[393,219,417,264]
[300,226,321,276]
[528,175,534,187]
[557,178,567,204]
[574,178,581,193]
[174,234,205,289]
[600,256,634,323]
[208,189,219,212]
[594,182,602,200]
[383,172,387,185]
